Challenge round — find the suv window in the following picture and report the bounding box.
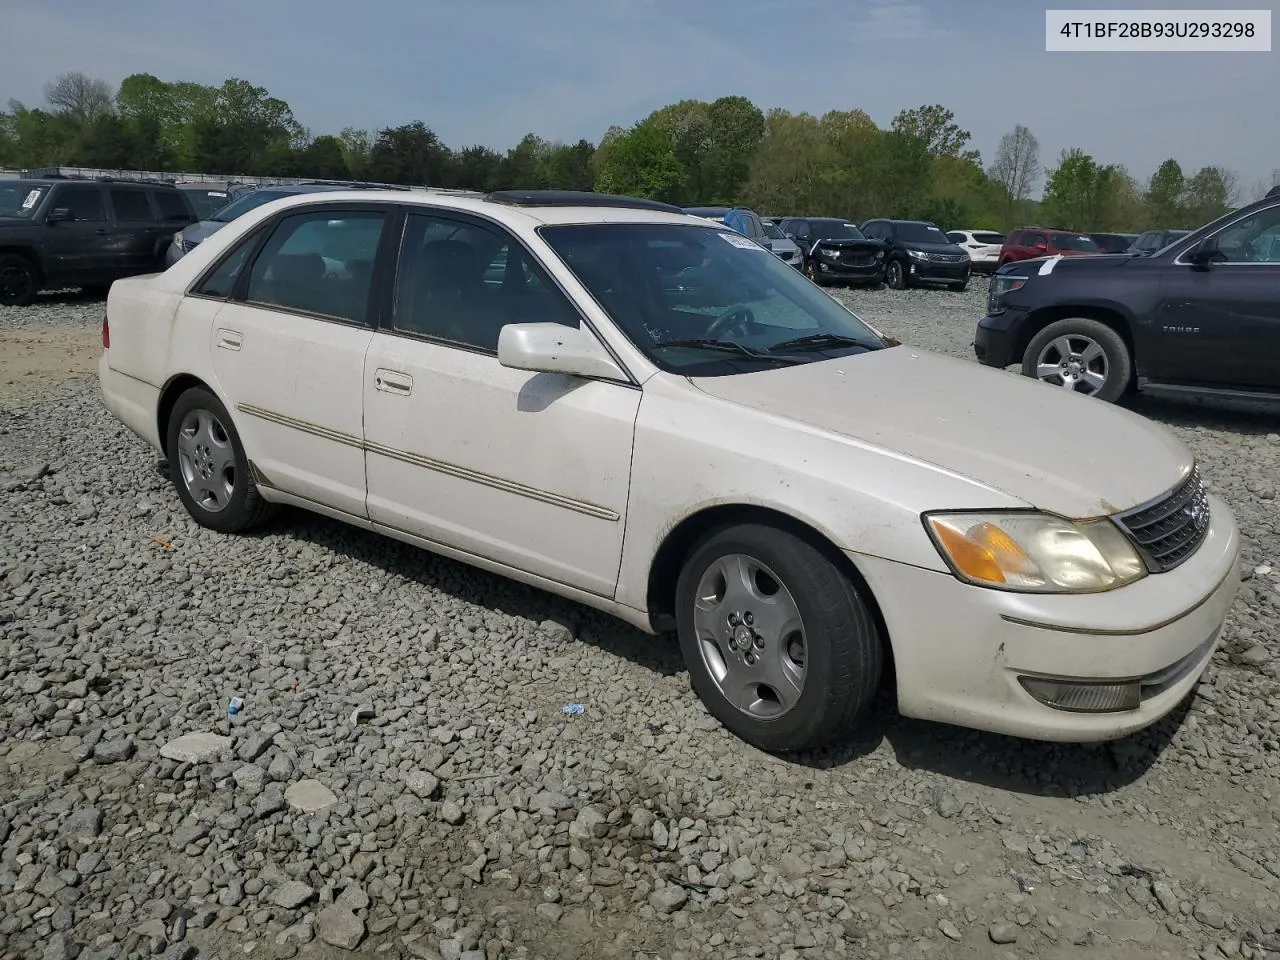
[246,210,386,323]
[1212,205,1280,262]
[947,231,966,244]
[152,189,195,224]
[1024,232,1047,247]
[110,189,154,222]
[391,212,579,351]
[55,187,106,222]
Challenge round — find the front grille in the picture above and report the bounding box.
[841,252,875,266]
[1113,468,1211,572]
[929,253,966,263]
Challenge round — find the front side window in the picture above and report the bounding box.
[1208,206,1280,262]
[54,187,106,222]
[763,221,785,240]
[391,212,580,351]
[0,183,48,218]
[110,189,153,222]
[245,210,386,323]
[539,222,886,376]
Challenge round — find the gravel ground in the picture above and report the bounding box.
[2,286,1279,960]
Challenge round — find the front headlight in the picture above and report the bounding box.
[987,273,1026,312]
[874,250,884,260]
[908,249,928,261]
[924,511,1147,593]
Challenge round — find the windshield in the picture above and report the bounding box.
[183,190,230,219]
[896,222,950,244]
[210,188,300,223]
[0,183,47,219]
[1050,232,1100,252]
[539,222,887,376]
[763,221,785,240]
[810,220,863,240]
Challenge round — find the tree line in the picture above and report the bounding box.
[3,72,1273,234]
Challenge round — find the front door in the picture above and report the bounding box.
[362,209,640,596]
[42,186,118,284]
[1151,204,1280,391]
[207,204,392,517]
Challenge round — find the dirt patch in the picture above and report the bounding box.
[0,324,101,406]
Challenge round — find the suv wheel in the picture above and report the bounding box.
[803,259,825,286]
[674,523,883,753]
[1022,318,1132,402]
[885,259,907,290]
[0,254,38,307]
[166,387,277,533]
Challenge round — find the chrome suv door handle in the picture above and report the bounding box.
[374,369,413,395]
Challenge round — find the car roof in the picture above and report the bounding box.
[241,188,710,228]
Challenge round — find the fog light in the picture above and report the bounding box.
[1018,677,1142,713]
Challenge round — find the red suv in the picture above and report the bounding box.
[998,227,1101,266]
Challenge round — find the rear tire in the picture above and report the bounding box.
[166,387,277,533]
[674,523,883,753]
[1021,317,1132,402]
[0,254,39,306]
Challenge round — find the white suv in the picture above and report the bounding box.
[98,189,1240,753]
[947,229,1005,273]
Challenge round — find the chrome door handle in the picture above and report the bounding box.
[375,369,413,395]
[216,328,242,350]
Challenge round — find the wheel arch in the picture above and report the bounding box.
[0,245,44,282]
[644,503,894,674]
[156,373,222,457]
[1013,304,1136,365]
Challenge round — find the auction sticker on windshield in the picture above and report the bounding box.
[719,232,765,251]
[22,190,39,209]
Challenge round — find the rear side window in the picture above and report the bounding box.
[194,238,258,299]
[245,210,386,323]
[54,187,106,222]
[153,189,194,224]
[110,189,153,222]
[973,232,1004,245]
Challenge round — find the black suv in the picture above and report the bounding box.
[860,218,971,291]
[777,217,885,286]
[975,193,1280,404]
[0,178,197,306]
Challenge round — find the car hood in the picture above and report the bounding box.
[904,241,966,255]
[688,346,1192,517]
[178,220,227,244]
[811,237,883,252]
[999,253,1135,277]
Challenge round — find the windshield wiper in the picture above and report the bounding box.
[657,338,806,364]
[767,333,873,354]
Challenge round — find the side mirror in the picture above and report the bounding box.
[47,208,71,223]
[1187,236,1224,265]
[497,323,628,382]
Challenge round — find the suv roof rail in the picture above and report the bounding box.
[486,189,684,214]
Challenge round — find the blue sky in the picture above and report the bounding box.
[3,0,1277,198]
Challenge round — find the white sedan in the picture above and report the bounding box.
[98,189,1240,753]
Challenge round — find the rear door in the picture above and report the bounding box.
[41,185,118,284]
[206,203,393,517]
[107,187,165,275]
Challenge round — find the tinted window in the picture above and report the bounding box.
[809,220,861,240]
[1212,205,1280,262]
[0,183,48,218]
[211,189,303,223]
[184,190,229,219]
[540,222,885,376]
[392,213,579,351]
[1024,232,1047,247]
[763,221,785,240]
[246,210,386,323]
[895,222,949,244]
[947,232,966,243]
[973,232,1004,245]
[153,189,194,223]
[194,235,258,299]
[110,189,153,222]
[55,187,105,222]
[1049,233,1100,252]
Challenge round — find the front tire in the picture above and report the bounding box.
[1021,317,1132,402]
[885,259,907,290]
[0,254,39,307]
[166,387,276,533]
[803,259,825,286]
[674,523,883,753]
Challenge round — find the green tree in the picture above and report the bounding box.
[449,145,504,190]
[499,133,550,189]
[593,122,684,201]
[1144,159,1186,228]
[337,127,373,178]
[542,139,595,191]
[1181,166,1236,226]
[297,135,350,180]
[864,130,933,218]
[891,104,979,163]
[744,109,834,215]
[702,96,765,203]
[366,121,450,185]
[190,79,300,174]
[988,124,1040,228]
[1042,148,1128,230]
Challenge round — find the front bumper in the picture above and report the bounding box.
[814,257,883,283]
[907,259,970,282]
[852,493,1241,742]
[973,308,1029,367]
